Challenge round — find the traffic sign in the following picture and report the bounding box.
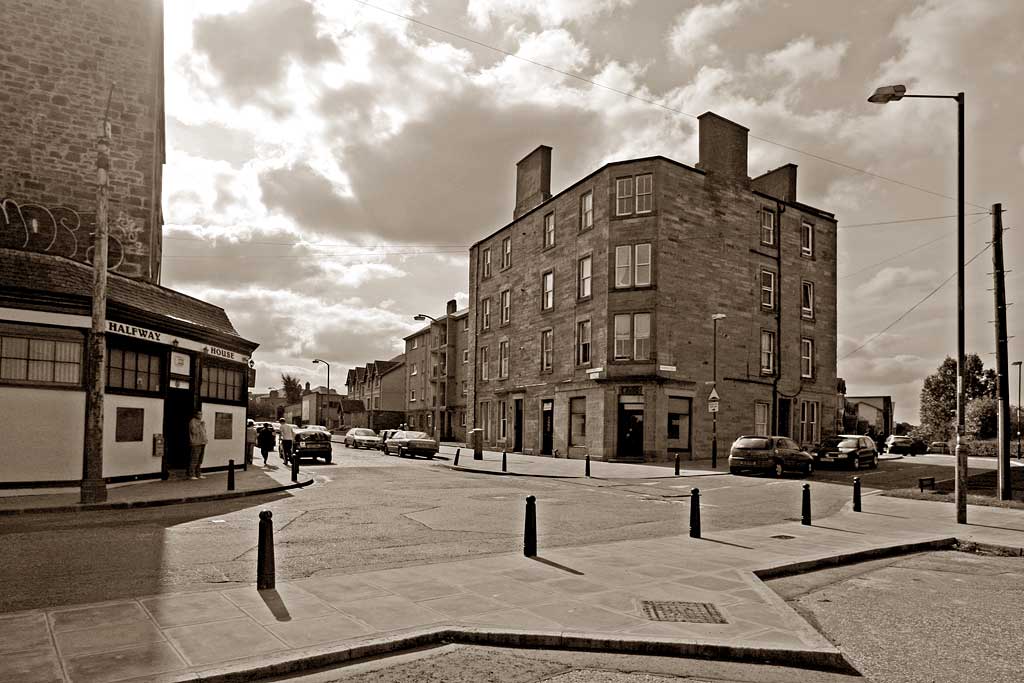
[708,401,719,413]
[707,387,720,402]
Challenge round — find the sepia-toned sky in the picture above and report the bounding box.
[160,0,1024,423]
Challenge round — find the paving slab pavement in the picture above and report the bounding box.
[3,492,1022,683]
[0,463,312,515]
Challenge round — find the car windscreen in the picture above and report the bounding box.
[822,437,859,449]
[405,432,430,439]
[354,429,375,436]
[734,437,770,449]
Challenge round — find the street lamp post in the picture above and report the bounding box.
[711,313,726,469]
[312,359,330,427]
[869,84,967,523]
[1014,361,1022,460]
[414,313,442,440]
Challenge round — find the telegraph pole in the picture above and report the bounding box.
[990,204,1011,500]
[81,85,115,504]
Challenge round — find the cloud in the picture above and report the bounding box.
[762,36,848,82]
[192,0,338,107]
[856,266,939,302]
[166,117,257,167]
[466,0,633,29]
[667,0,754,64]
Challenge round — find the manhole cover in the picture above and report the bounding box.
[771,534,796,539]
[640,600,727,623]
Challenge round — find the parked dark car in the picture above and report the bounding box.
[384,431,439,458]
[288,427,333,464]
[344,428,380,449]
[885,435,927,456]
[813,435,878,470]
[729,436,813,476]
[927,441,952,454]
[377,429,399,452]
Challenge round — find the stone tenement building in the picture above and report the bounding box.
[467,112,838,462]
[403,299,470,442]
[1,0,165,282]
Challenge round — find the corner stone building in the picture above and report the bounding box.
[0,0,258,487]
[468,113,838,462]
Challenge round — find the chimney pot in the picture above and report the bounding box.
[446,299,457,315]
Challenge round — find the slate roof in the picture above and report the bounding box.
[0,249,257,352]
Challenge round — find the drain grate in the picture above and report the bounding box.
[771,534,796,539]
[640,600,727,623]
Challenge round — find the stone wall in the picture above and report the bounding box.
[0,0,164,282]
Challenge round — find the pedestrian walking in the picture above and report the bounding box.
[245,419,257,466]
[188,411,207,479]
[279,418,295,465]
[257,423,275,465]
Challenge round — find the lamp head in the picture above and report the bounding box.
[711,313,727,321]
[414,314,426,321]
[868,84,906,104]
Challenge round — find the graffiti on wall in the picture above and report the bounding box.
[0,197,143,273]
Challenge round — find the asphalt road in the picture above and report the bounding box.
[768,550,1024,683]
[2,445,870,613]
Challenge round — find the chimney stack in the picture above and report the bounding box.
[446,298,457,315]
[514,145,552,220]
[696,112,749,185]
[752,163,798,203]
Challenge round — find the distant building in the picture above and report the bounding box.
[845,396,894,439]
[467,112,838,461]
[403,299,469,441]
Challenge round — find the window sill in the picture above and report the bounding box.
[611,210,657,220]
[0,380,84,392]
[577,295,592,303]
[578,225,594,234]
[542,243,556,251]
[801,314,815,322]
[611,285,655,292]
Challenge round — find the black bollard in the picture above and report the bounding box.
[291,454,299,483]
[454,448,460,466]
[257,510,275,590]
[524,495,537,557]
[801,483,811,525]
[689,488,701,538]
[675,453,680,476]
[243,455,248,472]
[853,477,862,512]
[227,459,235,491]
[585,454,591,477]
[502,450,507,473]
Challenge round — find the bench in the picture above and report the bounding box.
[918,476,936,492]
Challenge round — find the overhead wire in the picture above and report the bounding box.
[839,223,996,361]
[350,0,988,210]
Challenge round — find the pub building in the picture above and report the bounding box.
[0,248,259,487]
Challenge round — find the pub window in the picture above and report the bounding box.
[201,363,243,402]
[108,347,161,393]
[666,396,691,449]
[1,335,82,385]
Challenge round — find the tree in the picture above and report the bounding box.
[965,397,998,440]
[281,373,303,404]
[919,354,996,440]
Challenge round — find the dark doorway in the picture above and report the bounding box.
[777,398,791,438]
[513,399,523,452]
[617,403,644,458]
[163,387,195,474]
[540,400,553,455]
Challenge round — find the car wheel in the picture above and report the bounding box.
[871,455,878,469]
[324,454,332,464]
[774,461,784,478]
[427,453,434,460]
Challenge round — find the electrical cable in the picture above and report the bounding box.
[350,0,987,210]
[840,238,995,361]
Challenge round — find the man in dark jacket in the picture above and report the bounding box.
[257,424,275,466]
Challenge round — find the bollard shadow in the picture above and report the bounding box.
[809,524,864,535]
[257,588,292,622]
[529,556,585,575]
[697,537,755,550]
[859,511,908,519]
